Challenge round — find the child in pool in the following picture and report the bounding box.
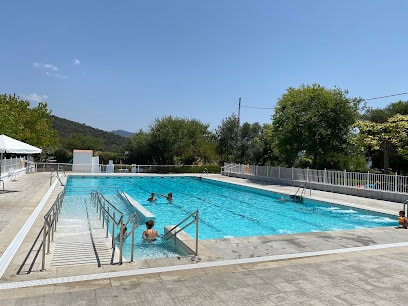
[142,220,158,241]
[398,210,408,229]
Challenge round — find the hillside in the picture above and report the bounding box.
[110,130,134,138]
[50,115,129,152]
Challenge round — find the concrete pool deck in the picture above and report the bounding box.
[1,172,408,305]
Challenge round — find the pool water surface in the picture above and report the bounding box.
[62,176,396,259]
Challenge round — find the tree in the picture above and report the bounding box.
[0,94,58,147]
[271,84,362,168]
[354,114,408,174]
[61,133,101,152]
[236,122,264,164]
[149,116,215,164]
[360,100,408,173]
[214,114,239,162]
[125,130,154,164]
[363,100,408,123]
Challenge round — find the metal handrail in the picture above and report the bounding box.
[200,168,208,178]
[91,190,140,264]
[41,190,65,271]
[162,210,199,260]
[290,185,305,202]
[49,168,65,186]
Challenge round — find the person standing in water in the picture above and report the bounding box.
[147,193,157,202]
[158,192,173,201]
[142,220,158,241]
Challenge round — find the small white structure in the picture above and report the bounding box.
[72,150,93,172]
[106,160,114,173]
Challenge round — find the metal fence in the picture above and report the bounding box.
[35,163,209,174]
[0,156,36,179]
[222,163,408,194]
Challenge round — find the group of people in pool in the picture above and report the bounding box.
[118,192,173,242]
[140,192,173,241]
[147,192,173,202]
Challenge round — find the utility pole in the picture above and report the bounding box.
[234,97,241,160]
[237,97,241,126]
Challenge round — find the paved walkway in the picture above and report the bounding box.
[1,172,408,305]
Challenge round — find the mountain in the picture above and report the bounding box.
[110,130,134,138]
[50,115,129,152]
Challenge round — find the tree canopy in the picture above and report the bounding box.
[271,84,363,168]
[148,116,215,164]
[0,94,58,147]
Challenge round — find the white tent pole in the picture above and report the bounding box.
[0,152,3,179]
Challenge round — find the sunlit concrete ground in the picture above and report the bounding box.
[0,172,407,305]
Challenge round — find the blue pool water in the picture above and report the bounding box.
[62,176,396,259]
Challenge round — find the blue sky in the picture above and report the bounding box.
[1,1,408,133]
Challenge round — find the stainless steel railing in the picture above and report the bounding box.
[41,190,64,271]
[91,190,140,264]
[162,210,199,261]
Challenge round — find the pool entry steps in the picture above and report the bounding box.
[37,189,141,270]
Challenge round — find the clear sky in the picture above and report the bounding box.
[1,1,408,133]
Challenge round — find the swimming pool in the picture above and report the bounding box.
[64,175,396,236]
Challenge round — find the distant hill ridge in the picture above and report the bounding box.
[110,130,134,138]
[51,115,132,152]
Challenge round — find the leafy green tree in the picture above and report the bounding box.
[271,84,362,168]
[236,122,264,164]
[61,133,101,152]
[149,116,215,164]
[363,100,408,123]
[0,94,58,147]
[354,114,408,173]
[125,130,154,164]
[214,114,239,162]
[258,123,285,166]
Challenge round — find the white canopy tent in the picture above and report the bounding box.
[0,134,42,178]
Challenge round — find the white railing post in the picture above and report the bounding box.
[344,170,347,186]
[306,167,309,182]
[395,173,398,192]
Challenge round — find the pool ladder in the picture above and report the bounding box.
[290,185,305,202]
[162,210,200,262]
[200,168,208,178]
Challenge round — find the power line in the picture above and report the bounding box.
[241,105,275,109]
[236,91,408,117]
[364,92,408,101]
